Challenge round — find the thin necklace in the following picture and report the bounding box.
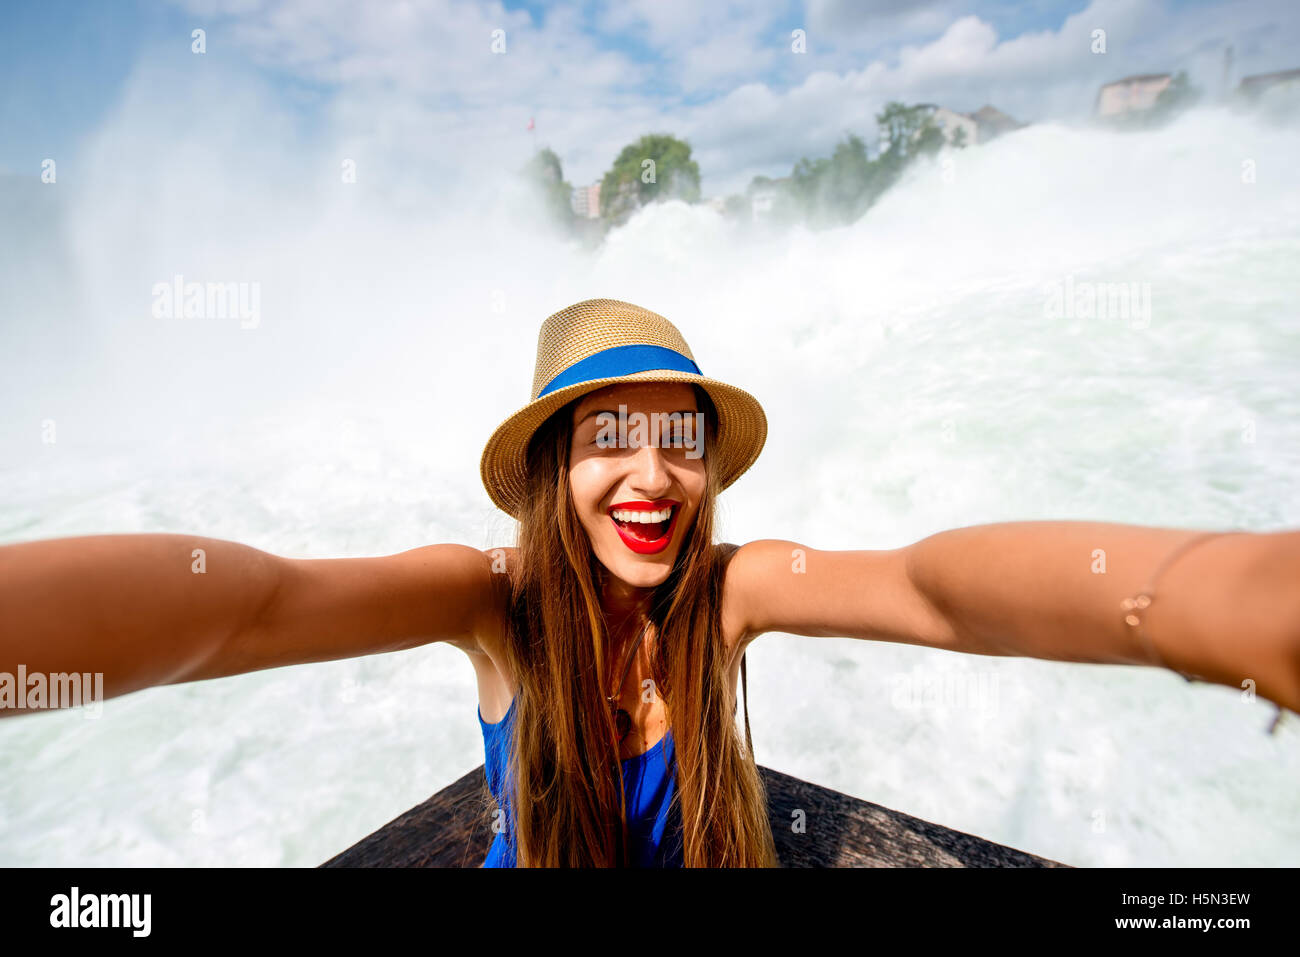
[607,618,650,743]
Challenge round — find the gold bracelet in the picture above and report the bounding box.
[1121,529,1288,735]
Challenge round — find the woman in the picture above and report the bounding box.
[2,298,1297,868]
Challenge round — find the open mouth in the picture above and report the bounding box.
[608,500,680,555]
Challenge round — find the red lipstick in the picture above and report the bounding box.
[607,499,681,555]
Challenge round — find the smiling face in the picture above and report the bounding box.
[568,381,708,595]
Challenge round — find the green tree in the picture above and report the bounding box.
[868,101,944,202]
[876,102,943,165]
[913,122,945,157]
[826,133,875,222]
[785,134,881,226]
[950,126,968,149]
[750,102,954,233]
[521,147,575,232]
[599,133,701,226]
[745,174,799,226]
[789,154,830,222]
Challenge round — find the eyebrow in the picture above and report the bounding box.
[575,408,699,425]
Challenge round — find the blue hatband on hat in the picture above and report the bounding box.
[536,344,702,398]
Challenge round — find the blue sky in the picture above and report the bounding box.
[2,0,1297,195]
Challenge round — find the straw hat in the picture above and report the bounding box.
[480,298,767,518]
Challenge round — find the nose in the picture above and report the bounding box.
[626,441,672,499]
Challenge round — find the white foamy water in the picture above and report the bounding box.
[2,103,1298,867]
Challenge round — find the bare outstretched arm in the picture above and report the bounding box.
[725,522,1300,713]
[0,534,499,716]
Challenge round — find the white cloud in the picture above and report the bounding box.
[156,0,1300,197]
[806,0,960,39]
[596,0,710,47]
[897,15,999,80]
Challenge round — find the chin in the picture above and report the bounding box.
[601,552,677,588]
[582,504,698,590]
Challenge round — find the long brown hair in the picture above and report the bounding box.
[495,384,777,866]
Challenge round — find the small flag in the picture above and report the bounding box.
[527,117,535,131]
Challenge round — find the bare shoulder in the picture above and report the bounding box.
[464,545,516,659]
[716,539,799,658]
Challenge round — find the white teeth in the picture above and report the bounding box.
[612,506,673,524]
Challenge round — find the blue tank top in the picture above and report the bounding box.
[478,695,684,867]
